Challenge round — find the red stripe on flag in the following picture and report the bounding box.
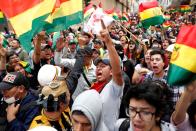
[59,0,69,3]
[176,26,196,49]
[0,0,43,18]
[104,8,115,14]
[84,3,94,13]
[139,0,159,12]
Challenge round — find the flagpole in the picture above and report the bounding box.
[114,20,143,45]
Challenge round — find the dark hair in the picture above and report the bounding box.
[13,38,21,44]
[118,29,126,35]
[83,32,92,38]
[187,100,196,129]
[123,60,135,82]
[72,110,86,116]
[6,51,19,63]
[150,48,165,63]
[124,80,167,125]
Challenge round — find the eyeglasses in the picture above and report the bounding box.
[126,106,155,122]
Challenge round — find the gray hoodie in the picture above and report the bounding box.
[71,90,108,131]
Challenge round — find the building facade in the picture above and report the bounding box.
[90,0,131,12]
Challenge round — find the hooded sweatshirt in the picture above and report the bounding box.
[71,90,108,131]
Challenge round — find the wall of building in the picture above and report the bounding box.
[91,0,130,12]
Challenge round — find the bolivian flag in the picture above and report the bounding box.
[139,1,164,29]
[163,21,172,28]
[0,10,4,24]
[84,3,95,21]
[0,0,56,52]
[44,0,83,33]
[113,13,119,20]
[180,5,191,12]
[167,25,196,86]
[121,12,129,21]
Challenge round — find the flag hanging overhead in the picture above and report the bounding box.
[180,5,191,12]
[84,3,95,21]
[0,0,56,52]
[139,0,164,29]
[44,0,83,33]
[167,25,196,86]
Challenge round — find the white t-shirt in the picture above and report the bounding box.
[100,80,124,131]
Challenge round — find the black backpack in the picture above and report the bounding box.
[119,118,130,131]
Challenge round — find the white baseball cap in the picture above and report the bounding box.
[38,64,61,86]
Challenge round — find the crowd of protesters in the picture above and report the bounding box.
[0,7,195,131]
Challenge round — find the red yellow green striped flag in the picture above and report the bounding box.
[167,25,196,86]
[84,3,95,21]
[44,0,83,33]
[121,12,129,21]
[104,8,119,20]
[112,12,119,20]
[163,21,172,28]
[180,5,191,12]
[0,10,5,24]
[139,1,164,29]
[0,0,56,52]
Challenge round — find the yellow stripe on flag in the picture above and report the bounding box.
[170,44,196,73]
[84,8,94,18]
[140,7,163,21]
[46,0,82,22]
[0,12,3,18]
[9,0,56,36]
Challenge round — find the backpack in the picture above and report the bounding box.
[119,118,130,131]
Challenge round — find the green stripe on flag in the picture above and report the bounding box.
[0,18,4,24]
[18,13,50,52]
[141,15,164,29]
[167,64,196,86]
[44,11,83,33]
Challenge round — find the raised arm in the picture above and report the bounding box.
[100,20,123,86]
[172,80,196,125]
[32,32,45,64]
[0,42,7,71]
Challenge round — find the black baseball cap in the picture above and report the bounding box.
[41,44,51,51]
[0,72,29,90]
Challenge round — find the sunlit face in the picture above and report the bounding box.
[129,99,157,131]
[68,44,76,52]
[10,40,20,49]
[72,114,92,131]
[144,49,152,66]
[41,48,52,60]
[119,31,125,37]
[162,40,169,50]
[96,62,112,82]
[9,54,20,66]
[92,51,99,60]
[120,36,127,46]
[93,43,102,50]
[129,42,136,50]
[83,35,91,44]
[14,64,26,76]
[150,54,165,75]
